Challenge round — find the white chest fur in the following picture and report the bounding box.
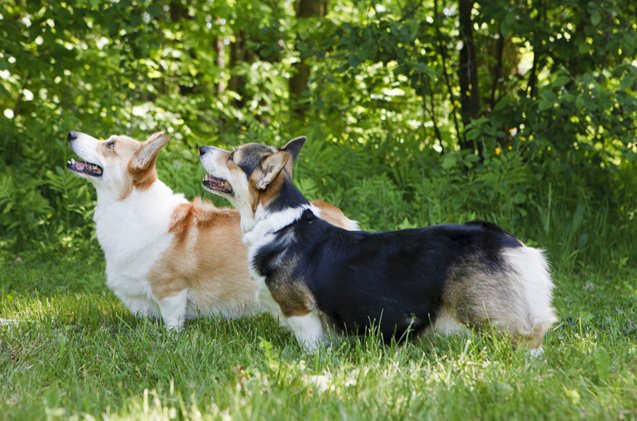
[94,182,187,318]
[243,205,327,350]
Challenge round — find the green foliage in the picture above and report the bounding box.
[0,0,635,269]
[0,172,52,248]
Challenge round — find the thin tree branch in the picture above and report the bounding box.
[427,81,445,153]
[399,0,424,22]
[433,0,463,146]
[458,0,480,154]
[526,0,545,97]
[490,31,504,110]
[526,50,537,97]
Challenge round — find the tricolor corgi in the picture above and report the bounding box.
[66,131,357,329]
[199,137,557,352]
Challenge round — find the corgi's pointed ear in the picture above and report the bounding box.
[255,151,289,190]
[281,136,306,161]
[134,132,170,169]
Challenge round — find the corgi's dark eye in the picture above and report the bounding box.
[105,141,116,150]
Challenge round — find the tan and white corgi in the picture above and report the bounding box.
[66,131,357,329]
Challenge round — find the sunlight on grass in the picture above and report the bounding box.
[1,254,636,420]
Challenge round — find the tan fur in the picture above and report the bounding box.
[250,166,287,211]
[84,133,166,200]
[312,200,358,230]
[129,163,157,191]
[148,199,254,314]
[209,144,291,213]
[148,198,354,308]
[440,258,547,347]
[512,322,553,349]
[269,278,315,317]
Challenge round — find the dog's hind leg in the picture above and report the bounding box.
[157,288,189,330]
[444,247,556,353]
[431,307,470,336]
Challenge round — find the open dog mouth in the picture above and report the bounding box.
[67,158,103,177]
[202,174,233,194]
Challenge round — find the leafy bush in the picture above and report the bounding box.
[0,0,635,271]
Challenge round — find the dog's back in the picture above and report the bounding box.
[254,209,557,346]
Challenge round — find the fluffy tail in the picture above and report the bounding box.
[503,246,558,348]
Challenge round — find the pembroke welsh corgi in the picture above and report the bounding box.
[199,137,557,353]
[66,131,357,329]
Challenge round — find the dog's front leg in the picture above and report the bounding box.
[156,289,189,330]
[256,282,287,326]
[256,280,326,350]
[286,312,325,352]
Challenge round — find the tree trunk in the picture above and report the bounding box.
[216,19,226,96]
[433,0,463,148]
[458,0,481,152]
[229,31,252,108]
[289,0,327,117]
[169,1,197,96]
[489,32,504,110]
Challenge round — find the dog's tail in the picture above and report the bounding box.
[502,246,558,348]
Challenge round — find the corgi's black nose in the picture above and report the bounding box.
[199,146,211,156]
[68,131,79,142]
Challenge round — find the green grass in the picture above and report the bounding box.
[1,247,636,420]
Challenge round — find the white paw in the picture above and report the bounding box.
[157,289,188,332]
[287,312,325,353]
[165,322,184,332]
[299,336,325,353]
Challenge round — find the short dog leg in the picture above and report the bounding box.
[286,312,325,352]
[157,289,189,330]
[527,322,553,357]
[257,283,287,326]
[512,322,552,357]
[431,307,470,336]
